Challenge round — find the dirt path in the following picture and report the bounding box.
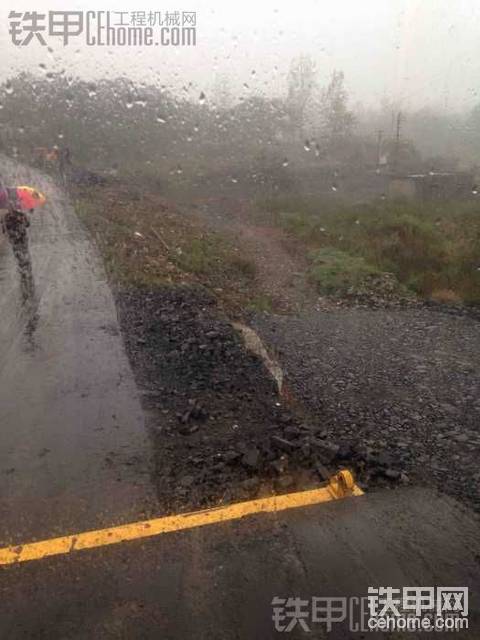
[192,196,318,312]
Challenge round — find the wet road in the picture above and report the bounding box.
[0,158,154,543]
[1,488,480,639]
[0,160,479,638]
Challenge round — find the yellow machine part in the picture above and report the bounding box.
[0,469,362,566]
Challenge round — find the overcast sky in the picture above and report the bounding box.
[1,0,480,111]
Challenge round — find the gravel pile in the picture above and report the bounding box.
[115,285,401,511]
[252,306,480,512]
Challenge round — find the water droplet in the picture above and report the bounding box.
[304,140,311,152]
[355,219,360,225]
[126,101,133,109]
[199,91,206,104]
[156,116,166,124]
[231,178,238,183]
[282,158,289,167]
[176,166,183,175]
[5,82,13,95]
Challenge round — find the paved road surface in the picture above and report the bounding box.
[0,159,154,544]
[0,160,479,638]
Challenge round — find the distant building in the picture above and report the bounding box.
[388,172,474,201]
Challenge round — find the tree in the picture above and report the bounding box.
[286,55,317,137]
[318,70,354,143]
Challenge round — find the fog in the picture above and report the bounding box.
[2,0,480,110]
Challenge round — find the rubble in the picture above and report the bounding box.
[116,285,406,511]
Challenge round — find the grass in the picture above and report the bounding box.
[247,294,274,313]
[74,183,258,314]
[308,247,380,294]
[259,196,480,303]
[172,236,256,280]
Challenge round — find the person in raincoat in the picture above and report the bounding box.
[2,199,30,253]
[2,198,34,298]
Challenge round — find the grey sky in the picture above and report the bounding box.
[1,0,480,111]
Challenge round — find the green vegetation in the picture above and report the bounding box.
[74,185,259,315]
[308,247,380,294]
[261,197,480,302]
[172,236,256,280]
[247,294,274,313]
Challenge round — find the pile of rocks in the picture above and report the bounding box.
[116,285,404,511]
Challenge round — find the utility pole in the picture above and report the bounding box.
[376,129,384,169]
[393,111,402,174]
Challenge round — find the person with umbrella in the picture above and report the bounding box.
[1,195,34,297]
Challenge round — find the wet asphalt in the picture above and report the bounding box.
[0,160,154,543]
[0,159,479,639]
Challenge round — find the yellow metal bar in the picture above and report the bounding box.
[0,470,363,566]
